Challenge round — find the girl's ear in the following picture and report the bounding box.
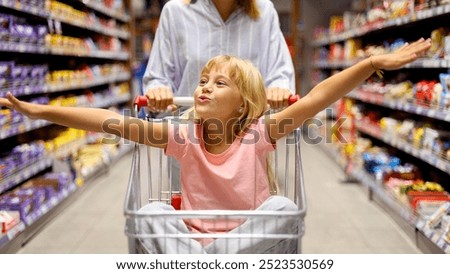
[238,106,244,114]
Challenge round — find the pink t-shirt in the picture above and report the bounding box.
[165,118,275,237]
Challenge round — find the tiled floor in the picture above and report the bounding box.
[17,141,421,254]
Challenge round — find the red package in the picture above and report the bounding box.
[171,194,182,210]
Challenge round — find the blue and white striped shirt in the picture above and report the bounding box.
[142,0,295,96]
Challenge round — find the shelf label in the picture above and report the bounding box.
[432,232,442,243]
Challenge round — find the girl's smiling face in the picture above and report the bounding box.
[194,64,243,122]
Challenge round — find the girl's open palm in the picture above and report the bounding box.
[374,38,431,71]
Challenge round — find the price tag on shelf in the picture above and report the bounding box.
[436,160,447,172]
[40,204,49,215]
[423,227,434,238]
[432,232,442,243]
[437,238,446,249]
[428,109,436,117]
[445,112,450,122]
[416,219,426,230]
[422,59,434,67]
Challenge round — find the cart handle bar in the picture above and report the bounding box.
[134,95,300,111]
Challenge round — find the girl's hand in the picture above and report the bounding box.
[372,38,431,71]
[0,92,39,119]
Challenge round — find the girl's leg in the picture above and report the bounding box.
[205,196,300,254]
[138,202,206,254]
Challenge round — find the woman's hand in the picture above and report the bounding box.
[372,38,431,71]
[0,92,40,119]
[145,86,174,112]
[266,87,292,109]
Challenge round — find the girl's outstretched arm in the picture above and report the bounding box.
[268,38,431,141]
[0,92,168,148]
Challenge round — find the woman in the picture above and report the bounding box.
[143,0,295,111]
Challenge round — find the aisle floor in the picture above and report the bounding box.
[17,142,421,254]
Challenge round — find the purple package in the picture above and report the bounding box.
[11,141,45,163]
[0,14,10,40]
[0,194,33,222]
[9,22,35,43]
[37,185,56,201]
[44,172,72,190]
[11,64,23,79]
[35,185,57,200]
[0,61,13,77]
[21,65,32,79]
[30,64,48,79]
[0,77,7,90]
[30,96,49,105]
[15,187,46,209]
[0,156,16,179]
[9,111,24,125]
[35,25,48,43]
[0,109,10,127]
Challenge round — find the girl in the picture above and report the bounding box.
[0,38,431,253]
[144,0,295,111]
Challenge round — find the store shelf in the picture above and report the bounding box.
[0,143,132,253]
[312,4,450,47]
[347,91,450,123]
[0,73,131,98]
[0,41,129,60]
[48,48,129,60]
[0,93,130,141]
[317,141,447,254]
[0,157,53,194]
[0,41,47,54]
[416,218,450,254]
[355,122,450,175]
[46,72,131,93]
[0,1,129,39]
[0,120,51,141]
[351,168,417,225]
[0,183,77,253]
[0,83,46,98]
[80,0,130,22]
[49,14,129,40]
[0,222,26,251]
[0,0,48,17]
[313,58,450,70]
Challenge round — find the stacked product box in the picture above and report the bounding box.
[0,172,73,225]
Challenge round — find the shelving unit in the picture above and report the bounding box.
[0,0,134,252]
[305,0,450,254]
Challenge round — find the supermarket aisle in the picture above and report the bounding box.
[17,141,421,254]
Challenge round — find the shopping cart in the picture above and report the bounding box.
[124,95,306,253]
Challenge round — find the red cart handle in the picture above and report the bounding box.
[134,96,149,110]
[288,94,300,105]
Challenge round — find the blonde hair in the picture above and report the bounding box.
[186,55,278,194]
[188,0,260,20]
[201,55,267,136]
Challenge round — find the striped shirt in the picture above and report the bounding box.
[142,0,295,96]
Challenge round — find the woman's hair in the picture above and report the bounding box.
[188,0,260,20]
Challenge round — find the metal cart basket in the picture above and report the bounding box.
[124,96,307,254]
